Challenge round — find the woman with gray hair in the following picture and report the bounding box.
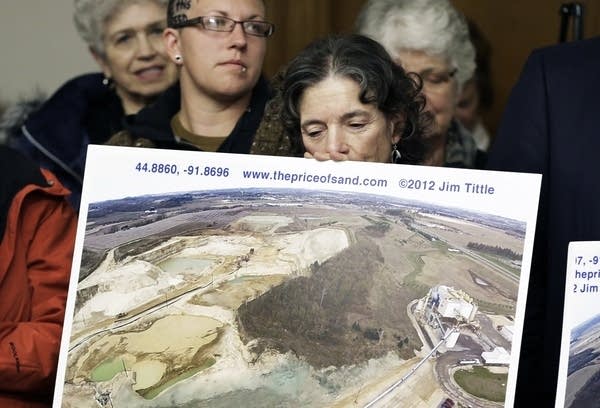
[356,0,483,168]
[73,0,177,114]
[3,0,177,209]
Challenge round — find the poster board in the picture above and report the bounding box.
[556,241,600,408]
[54,145,541,407]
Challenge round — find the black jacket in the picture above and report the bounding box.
[123,75,272,153]
[3,73,124,209]
[487,36,600,406]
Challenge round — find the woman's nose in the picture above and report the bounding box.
[229,22,248,50]
[327,127,349,154]
[136,34,158,58]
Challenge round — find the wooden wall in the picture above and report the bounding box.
[452,0,600,136]
[263,0,600,138]
[263,0,365,76]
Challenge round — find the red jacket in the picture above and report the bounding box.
[0,167,76,407]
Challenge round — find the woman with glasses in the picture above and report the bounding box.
[2,0,178,210]
[271,34,427,165]
[111,0,278,159]
[356,0,485,168]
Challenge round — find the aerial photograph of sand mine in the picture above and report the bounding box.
[563,313,600,408]
[60,188,525,407]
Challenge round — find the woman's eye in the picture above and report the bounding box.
[424,73,450,84]
[349,122,367,130]
[244,22,265,35]
[114,34,132,45]
[304,128,324,138]
[206,17,228,28]
[149,27,164,36]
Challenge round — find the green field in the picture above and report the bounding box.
[454,366,507,402]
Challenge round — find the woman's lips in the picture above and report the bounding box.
[135,66,165,81]
[221,60,247,72]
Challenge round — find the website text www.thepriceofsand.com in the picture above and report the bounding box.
[242,169,388,188]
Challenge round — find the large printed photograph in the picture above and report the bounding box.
[55,146,540,407]
[556,242,600,408]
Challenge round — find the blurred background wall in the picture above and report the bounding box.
[0,1,97,103]
[2,1,599,138]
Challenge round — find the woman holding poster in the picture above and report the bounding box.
[277,34,429,165]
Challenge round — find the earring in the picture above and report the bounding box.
[391,144,402,163]
[174,55,183,63]
[102,76,112,86]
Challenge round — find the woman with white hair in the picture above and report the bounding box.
[356,0,483,168]
[3,0,177,209]
[73,0,177,113]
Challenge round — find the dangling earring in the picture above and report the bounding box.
[174,55,183,63]
[102,76,112,87]
[391,144,402,163]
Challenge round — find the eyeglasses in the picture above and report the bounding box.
[419,68,457,94]
[171,16,275,37]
